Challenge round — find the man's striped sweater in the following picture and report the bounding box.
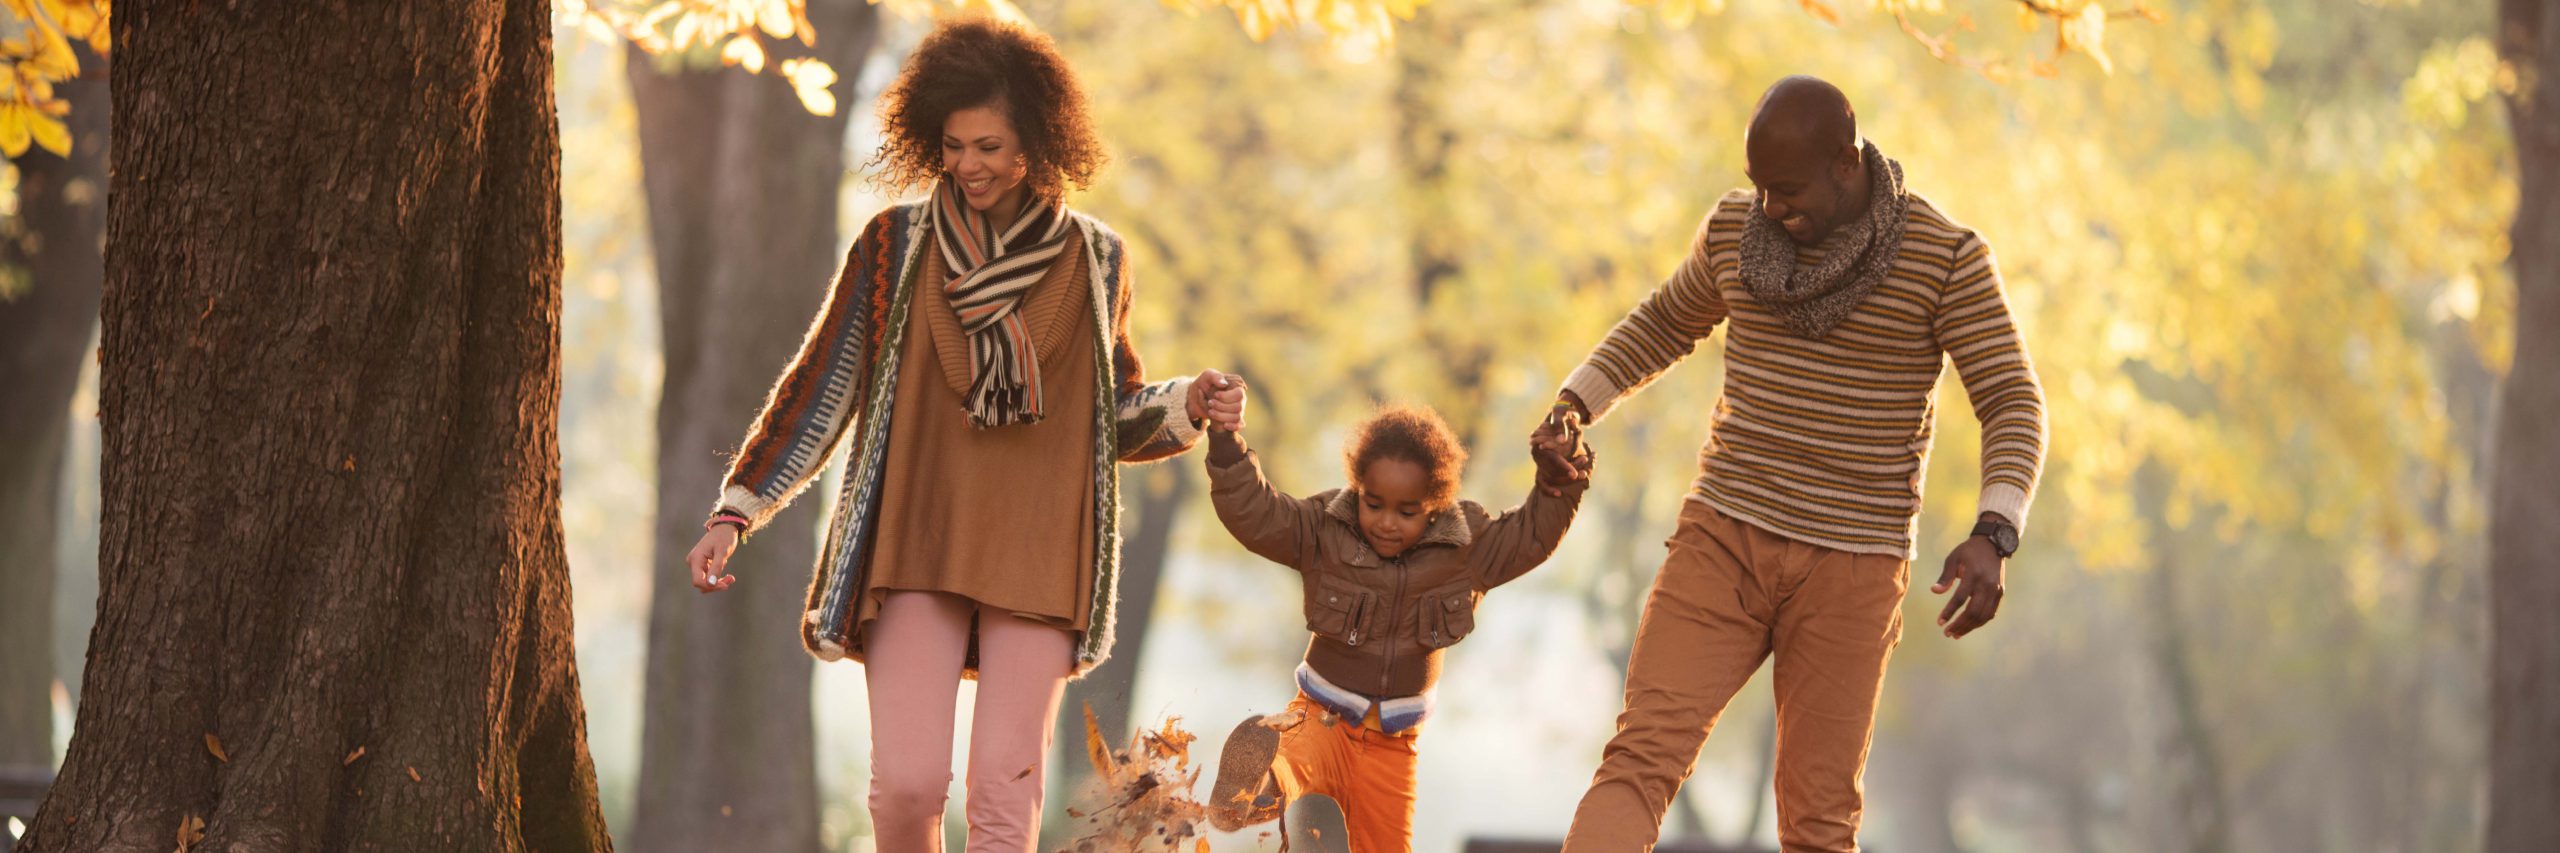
[1562,188,2047,558]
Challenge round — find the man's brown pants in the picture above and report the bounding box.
[1564,501,1908,853]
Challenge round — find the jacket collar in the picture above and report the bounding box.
[1320,487,1473,557]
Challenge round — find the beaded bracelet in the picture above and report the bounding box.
[704,509,750,538]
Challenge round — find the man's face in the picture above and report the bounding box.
[1745,140,1858,245]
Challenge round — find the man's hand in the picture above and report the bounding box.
[1931,515,2007,639]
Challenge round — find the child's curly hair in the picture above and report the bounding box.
[1344,405,1468,511]
[868,18,1107,202]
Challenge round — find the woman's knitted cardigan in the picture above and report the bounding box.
[714,201,1203,676]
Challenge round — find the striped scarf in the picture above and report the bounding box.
[932,179,1073,427]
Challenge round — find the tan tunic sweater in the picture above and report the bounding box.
[857,229,1099,639]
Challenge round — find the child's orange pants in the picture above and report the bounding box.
[1270,692,1420,853]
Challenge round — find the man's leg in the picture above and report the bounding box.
[1766,545,1908,853]
[1564,503,1780,852]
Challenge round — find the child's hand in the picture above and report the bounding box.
[1188,370,1250,432]
[1532,407,1593,496]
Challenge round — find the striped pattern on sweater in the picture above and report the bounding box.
[1562,189,2046,557]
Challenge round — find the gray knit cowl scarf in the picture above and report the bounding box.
[1738,141,1910,340]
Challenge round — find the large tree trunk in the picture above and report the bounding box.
[624,4,879,851]
[0,45,106,778]
[18,5,610,851]
[2492,3,2560,848]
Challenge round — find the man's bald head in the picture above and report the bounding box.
[1742,76,1871,245]
[1747,75,1859,161]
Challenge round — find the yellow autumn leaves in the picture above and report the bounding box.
[0,0,104,158]
[0,0,2152,152]
[563,0,1029,117]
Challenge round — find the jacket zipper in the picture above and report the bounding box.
[1379,554,1408,696]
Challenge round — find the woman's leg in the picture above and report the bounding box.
[866,591,976,852]
[961,609,1076,853]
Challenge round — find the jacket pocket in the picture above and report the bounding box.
[1419,590,1478,649]
[1307,584,1372,646]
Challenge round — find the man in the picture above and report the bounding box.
[1555,76,2047,852]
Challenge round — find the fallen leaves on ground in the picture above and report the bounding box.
[1053,703,1215,852]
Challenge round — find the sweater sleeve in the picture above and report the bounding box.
[1933,233,2048,532]
[1102,234,1205,463]
[712,208,899,533]
[1559,204,1733,422]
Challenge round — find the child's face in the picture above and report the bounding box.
[1354,457,1434,559]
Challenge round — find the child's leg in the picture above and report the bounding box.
[1336,729,1421,853]
[865,591,975,852]
[1269,694,1343,806]
[962,608,1075,853]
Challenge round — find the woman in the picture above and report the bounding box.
[683,18,1242,851]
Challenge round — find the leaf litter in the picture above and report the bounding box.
[1053,702,1236,853]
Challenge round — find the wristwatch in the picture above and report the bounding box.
[1970,518,2019,558]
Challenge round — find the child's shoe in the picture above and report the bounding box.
[1207,713,1289,831]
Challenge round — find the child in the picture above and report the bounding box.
[1199,393,1593,852]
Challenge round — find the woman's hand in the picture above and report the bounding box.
[1188,369,1248,432]
[688,525,742,594]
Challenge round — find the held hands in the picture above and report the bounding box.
[1188,369,1249,433]
[1932,515,2007,638]
[1532,402,1595,497]
[687,525,741,594]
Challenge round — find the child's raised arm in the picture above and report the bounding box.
[1203,388,1323,570]
[1469,415,1596,588]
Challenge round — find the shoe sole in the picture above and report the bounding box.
[1208,714,1284,832]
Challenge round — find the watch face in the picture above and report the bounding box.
[1976,521,2018,556]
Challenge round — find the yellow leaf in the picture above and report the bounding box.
[780,57,837,116]
[0,105,34,157]
[721,36,766,74]
[26,24,79,80]
[1081,702,1117,776]
[2062,1,2112,74]
[1796,0,1841,27]
[28,109,66,156]
[343,745,367,765]
[757,0,795,39]
[406,765,421,782]
[204,733,229,763]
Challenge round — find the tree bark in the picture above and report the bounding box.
[19,5,610,851]
[2493,3,2560,848]
[0,44,106,776]
[624,4,879,851]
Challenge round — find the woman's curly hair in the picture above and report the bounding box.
[1344,404,1469,511]
[868,18,1106,201]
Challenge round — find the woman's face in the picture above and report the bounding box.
[942,104,1031,216]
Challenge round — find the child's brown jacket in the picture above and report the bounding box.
[1205,431,1586,702]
